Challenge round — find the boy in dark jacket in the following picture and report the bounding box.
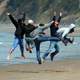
[6,12,27,60]
[42,12,62,62]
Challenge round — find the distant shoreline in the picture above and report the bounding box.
[0,24,80,37]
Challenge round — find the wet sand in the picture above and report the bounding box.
[0,59,80,80]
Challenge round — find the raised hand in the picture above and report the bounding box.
[54,12,56,16]
[43,31,46,34]
[60,12,62,16]
[51,21,54,23]
[22,12,24,14]
[6,12,11,16]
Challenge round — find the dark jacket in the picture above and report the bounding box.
[8,13,26,37]
[50,16,61,37]
[21,23,37,38]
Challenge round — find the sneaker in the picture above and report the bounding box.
[50,54,53,61]
[65,39,69,46]
[41,57,45,62]
[38,59,42,64]
[71,37,74,43]
[25,44,29,51]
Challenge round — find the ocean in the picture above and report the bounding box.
[0,32,80,66]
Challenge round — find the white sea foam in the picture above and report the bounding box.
[73,42,78,45]
[0,42,13,44]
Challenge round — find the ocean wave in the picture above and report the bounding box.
[73,42,78,44]
[0,42,13,44]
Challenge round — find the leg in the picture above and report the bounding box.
[25,37,34,53]
[35,41,41,64]
[35,36,60,42]
[67,37,74,43]
[7,36,19,60]
[25,43,29,51]
[21,50,27,58]
[19,38,27,58]
[30,40,35,49]
[42,41,55,59]
[35,42,40,60]
[62,37,69,46]
[25,38,30,51]
[50,42,59,61]
[7,49,13,60]
[62,36,67,43]
[28,41,35,53]
[62,37,74,46]
[28,38,34,53]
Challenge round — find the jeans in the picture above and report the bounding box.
[42,41,59,58]
[34,36,60,60]
[11,36,24,50]
[25,37,35,49]
[56,33,72,44]
[62,36,72,43]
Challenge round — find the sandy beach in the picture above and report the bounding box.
[0,59,80,80]
[0,24,80,80]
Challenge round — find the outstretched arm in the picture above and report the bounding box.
[40,21,54,31]
[6,12,18,28]
[21,12,26,22]
[57,12,62,24]
[50,12,56,28]
[52,12,56,21]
